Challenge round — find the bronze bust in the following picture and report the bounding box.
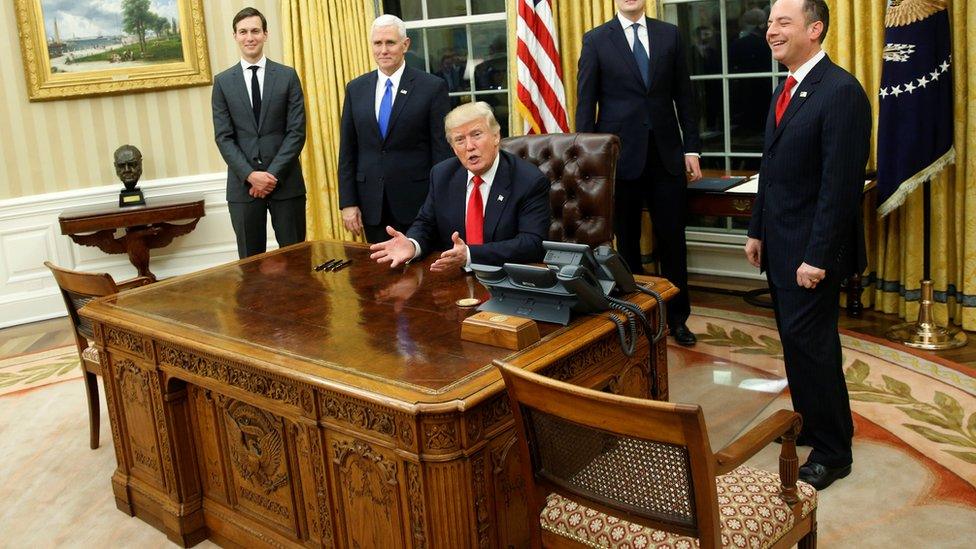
[115,145,146,206]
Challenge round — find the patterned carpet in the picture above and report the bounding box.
[683,307,976,548]
[0,345,81,396]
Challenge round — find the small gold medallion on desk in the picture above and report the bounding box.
[456,298,481,307]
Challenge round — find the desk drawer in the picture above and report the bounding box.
[689,193,755,218]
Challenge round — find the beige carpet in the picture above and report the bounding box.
[0,308,974,547]
[0,345,81,396]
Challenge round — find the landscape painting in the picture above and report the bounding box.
[15,0,211,101]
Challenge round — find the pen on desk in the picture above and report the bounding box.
[331,259,353,272]
[315,259,339,271]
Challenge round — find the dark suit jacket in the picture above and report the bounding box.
[212,60,307,203]
[576,17,700,179]
[338,66,452,226]
[748,56,871,288]
[407,150,551,265]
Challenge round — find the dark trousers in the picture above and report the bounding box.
[229,195,307,259]
[364,193,412,244]
[615,140,691,327]
[769,275,854,468]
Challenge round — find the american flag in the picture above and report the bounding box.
[515,0,569,134]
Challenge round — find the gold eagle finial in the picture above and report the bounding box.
[886,0,948,28]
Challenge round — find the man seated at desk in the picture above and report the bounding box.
[370,101,551,272]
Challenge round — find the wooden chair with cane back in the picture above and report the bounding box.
[45,261,152,449]
[494,359,818,548]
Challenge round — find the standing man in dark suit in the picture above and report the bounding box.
[576,0,702,346]
[369,102,550,271]
[212,7,307,259]
[339,14,452,243]
[745,0,871,490]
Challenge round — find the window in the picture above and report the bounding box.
[659,0,786,232]
[384,0,510,136]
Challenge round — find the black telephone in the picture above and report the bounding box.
[471,242,666,345]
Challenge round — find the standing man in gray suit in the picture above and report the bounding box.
[212,7,307,258]
[338,14,452,243]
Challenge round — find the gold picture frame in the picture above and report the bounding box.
[15,0,211,102]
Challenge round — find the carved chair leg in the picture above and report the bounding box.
[83,370,100,449]
[798,511,817,549]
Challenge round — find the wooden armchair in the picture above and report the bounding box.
[494,359,817,549]
[44,262,152,449]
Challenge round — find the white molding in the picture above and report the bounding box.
[0,173,275,329]
[686,231,764,281]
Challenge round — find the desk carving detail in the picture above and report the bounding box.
[105,326,150,359]
[332,439,399,510]
[158,343,312,414]
[423,418,459,451]
[467,395,512,443]
[223,400,289,494]
[407,462,428,549]
[304,426,336,544]
[322,394,414,447]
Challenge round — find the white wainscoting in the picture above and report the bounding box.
[686,230,764,281]
[0,173,279,328]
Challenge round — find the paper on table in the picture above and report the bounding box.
[724,175,872,194]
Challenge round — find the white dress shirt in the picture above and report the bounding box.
[375,62,406,118]
[410,153,501,267]
[788,49,826,97]
[240,56,267,107]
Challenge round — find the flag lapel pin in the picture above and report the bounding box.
[498,195,505,201]
[400,89,408,95]
[799,91,808,97]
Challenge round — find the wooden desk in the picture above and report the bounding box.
[80,241,675,548]
[59,196,205,281]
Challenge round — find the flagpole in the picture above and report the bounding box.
[885,179,966,349]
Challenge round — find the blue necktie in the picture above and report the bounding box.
[631,23,649,88]
[378,78,393,138]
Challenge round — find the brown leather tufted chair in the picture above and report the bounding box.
[501,133,620,248]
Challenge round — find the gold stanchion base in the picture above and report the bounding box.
[885,321,967,350]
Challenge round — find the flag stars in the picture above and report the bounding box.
[930,70,940,81]
[940,60,950,72]
[917,76,929,88]
[890,85,903,97]
[879,87,889,98]
[903,82,916,94]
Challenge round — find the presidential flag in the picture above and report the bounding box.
[876,0,955,216]
[515,0,570,134]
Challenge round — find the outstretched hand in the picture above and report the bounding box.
[369,226,416,268]
[430,232,468,272]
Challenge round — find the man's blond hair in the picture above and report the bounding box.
[444,101,500,139]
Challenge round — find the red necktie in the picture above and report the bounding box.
[775,76,798,126]
[466,175,485,245]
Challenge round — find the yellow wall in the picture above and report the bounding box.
[0,0,281,200]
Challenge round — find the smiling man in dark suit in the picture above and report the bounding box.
[212,7,307,259]
[745,0,871,490]
[338,14,452,243]
[576,0,702,346]
[369,102,550,272]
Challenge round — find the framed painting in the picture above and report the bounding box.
[15,0,211,101]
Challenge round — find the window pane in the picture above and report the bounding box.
[729,77,773,152]
[726,1,772,74]
[472,21,507,92]
[427,25,470,93]
[406,29,427,71]
[693,79,724,152]
[663,1,721,76]
[699,156,728,171]
[729,156,762,172]
[427,0,466,19]
[478,92,510,137]
[472,0,505,15]
[384,0,423,21]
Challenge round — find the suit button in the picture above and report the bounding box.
[381,149,387,154]
[379,177,384,183]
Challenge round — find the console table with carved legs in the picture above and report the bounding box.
[59,196,205,281]
[81,240,674,548]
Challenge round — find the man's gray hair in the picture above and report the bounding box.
[444,102,501,138]
[371,14,407,40]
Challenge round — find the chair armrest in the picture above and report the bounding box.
[714,409,803,505]
[714,409,801,474]
[117,276,153,291]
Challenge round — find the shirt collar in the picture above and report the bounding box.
[240,56,267,71]
[378,62,407,90]
[468,151,501,188]
[790,49,825,86]
[617,12,646,32]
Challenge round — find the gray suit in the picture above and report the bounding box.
[212,59,307,258]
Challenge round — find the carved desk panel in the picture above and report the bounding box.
[82,241,675,548]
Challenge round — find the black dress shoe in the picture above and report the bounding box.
[671,324,697,346]
[798,461,851,490]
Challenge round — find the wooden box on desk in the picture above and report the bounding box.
[461,311,541,350]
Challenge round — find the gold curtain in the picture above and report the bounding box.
[825,0,976,330]
[281,0,376,241]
